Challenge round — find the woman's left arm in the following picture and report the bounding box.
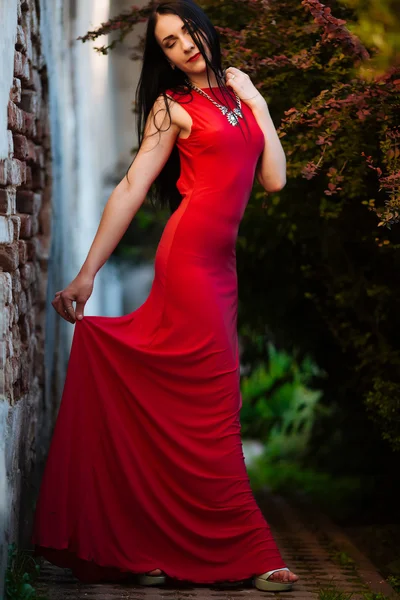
[225,66,287,193]
[251,96,287,193]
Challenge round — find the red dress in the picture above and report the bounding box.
[32,85,287,583]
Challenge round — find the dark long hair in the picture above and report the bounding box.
[131,0,249,213]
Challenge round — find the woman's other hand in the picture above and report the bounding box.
[52,273,94,323]
[224,66,266,111]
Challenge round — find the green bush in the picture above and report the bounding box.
[5,544,47,600]
[240,341,326,459]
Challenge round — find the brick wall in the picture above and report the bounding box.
[0,3,54,585]
[0,0,51,407]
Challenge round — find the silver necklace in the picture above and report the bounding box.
[185,79,243,126]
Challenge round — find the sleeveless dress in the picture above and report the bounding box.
[31,85,287,584]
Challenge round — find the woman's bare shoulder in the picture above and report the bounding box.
[154,91,192,138]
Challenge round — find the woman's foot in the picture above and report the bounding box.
[268,569,299,583]
[253,567,299,592]
[146,569,163,576]
[138,568,166,586]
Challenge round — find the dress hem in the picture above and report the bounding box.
[34,543,287,585]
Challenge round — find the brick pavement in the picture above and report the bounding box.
[35,490,399,600]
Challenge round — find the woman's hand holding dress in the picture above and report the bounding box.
[52,273,94,323]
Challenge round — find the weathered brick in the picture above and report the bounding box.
[34,145,44,167]
[25,165,33,187]
[12,355,21,383]
[25,285,32,305]
[27,140,37,162]
[0,161,6,185]
[8,101,24,133]
[35,46,45,71]
[20,262,35,288]
[31,167,44,189]
[5,334,13,359]
[20,90,39,115]
[20,314,31,343]
[18,212,32,238]
[18,239,28,264]
[2,305,12,333]
[10,215,21,240]
[26,306,35,331]
[15,23,27,52]
[14,50,30,83]
[10,383,18,404]
[5,358,14,397]
[12,324,21,351]
[12,302,19,325]
[16,190,41,214]
[13,134,29,160]
[11,324,21,342]
[30,276,38,301]
[24,41,33,72]
[31,213,39,235]
[8,130,14,156]
[10,78,22,104]
[11,268,21,294]
[0,272,13,304]
[28,336,37,373]
[0,188,16,215]
[35,118,43,142]
[25,238,37,261]
[18,289,28,315]
[0,216,14,243]
[0,242,19,271]
[2,158,26,186]
[29,68,41,96]
[23,110,36,137]
[34,259,41,282]
[21,10,33,64]
[30,1,39,40]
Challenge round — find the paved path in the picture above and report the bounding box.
[35,490,399,600]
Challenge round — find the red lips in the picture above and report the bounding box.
[187,52,201,62]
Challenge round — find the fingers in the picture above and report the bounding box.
[75,299,86,321]
[51,292,76,324]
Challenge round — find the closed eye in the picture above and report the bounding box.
[165,25,191,49]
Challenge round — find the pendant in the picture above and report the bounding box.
[220,106,242,126]
[227,111,239,126]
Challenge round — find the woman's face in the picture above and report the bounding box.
[155,13,211,76]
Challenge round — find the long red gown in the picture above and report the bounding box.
[32,85,287,584]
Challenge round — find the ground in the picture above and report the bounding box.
[34,489,399,600]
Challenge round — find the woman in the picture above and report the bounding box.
[32,0,299,592]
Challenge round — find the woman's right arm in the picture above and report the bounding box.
[53,95,182,323]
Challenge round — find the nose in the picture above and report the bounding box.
[182,37,195,51]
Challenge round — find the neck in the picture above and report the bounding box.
[186,68,221,89]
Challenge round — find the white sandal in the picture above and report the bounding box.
[138,570,166,586]
[253,567,294,592]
